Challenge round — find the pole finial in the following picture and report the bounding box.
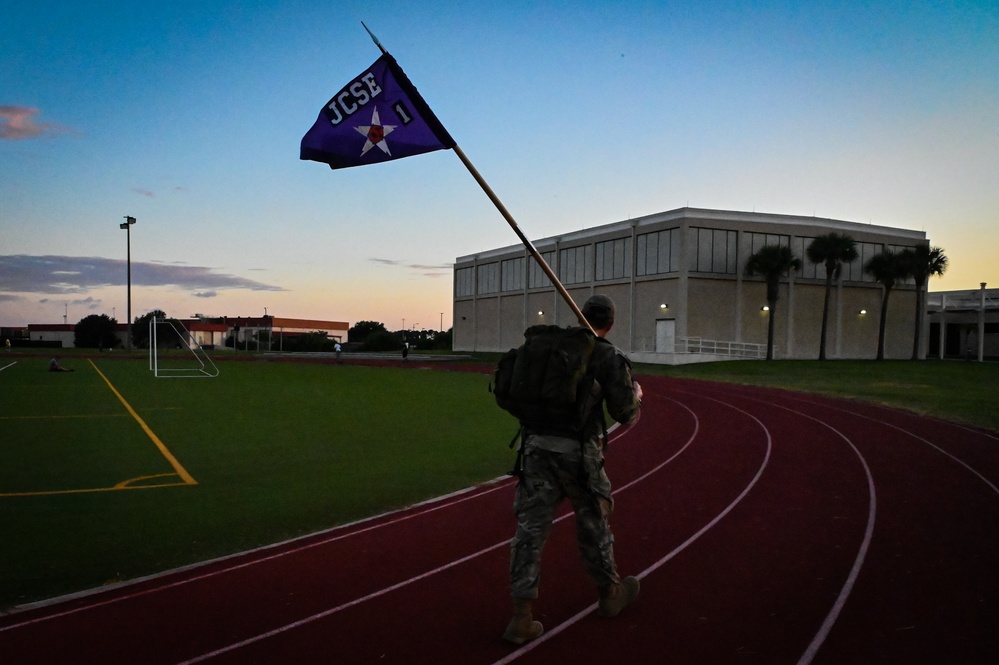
[361,22,387,54]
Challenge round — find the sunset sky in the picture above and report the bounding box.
[2,1,997,331]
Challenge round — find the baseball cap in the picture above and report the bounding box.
[582,294,615,319]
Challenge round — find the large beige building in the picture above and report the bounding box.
[453,207,929,363]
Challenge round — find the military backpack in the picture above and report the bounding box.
[491,324,600,437]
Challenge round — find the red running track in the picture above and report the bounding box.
[1,376,996,664]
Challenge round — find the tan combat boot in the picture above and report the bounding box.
[598,575,640,618]
[502,598,544,645]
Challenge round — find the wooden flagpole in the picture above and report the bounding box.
[450,145,593,332]
[361,23,593,332]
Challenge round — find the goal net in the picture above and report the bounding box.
[148,317,220,378]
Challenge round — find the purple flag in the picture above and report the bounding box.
[301,53,455,170]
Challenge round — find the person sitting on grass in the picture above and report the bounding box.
[48,357,75,372]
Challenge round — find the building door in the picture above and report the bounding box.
[656,318,675,353]
[945,323,963,357]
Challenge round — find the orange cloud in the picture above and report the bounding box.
[0,105,72,140]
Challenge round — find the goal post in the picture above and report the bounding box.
[149,317,220,378]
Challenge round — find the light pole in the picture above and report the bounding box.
[120,215,136,350]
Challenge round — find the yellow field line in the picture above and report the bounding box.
[1,407,179,421]
[114,473,182,489]
[0,479,191,498]
[87,359,197,486]
[1,414,128,420]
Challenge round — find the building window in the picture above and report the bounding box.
[747,232,794,275]
[690,227,737,274]
[843,242,883,283]
[595,237,632,281]
[455,267,474,297]
[889,244,917,284]
[793,237,822,279]
[559,246,588,285]
[477,262,499,294]
[799,239,884,283]
[747,232,790,255]
[501,256,525,292]
[636,228,679,275]
[528,251,555,288]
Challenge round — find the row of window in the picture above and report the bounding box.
[455,228,908,296]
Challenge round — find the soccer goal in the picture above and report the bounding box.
[148,317,220,378]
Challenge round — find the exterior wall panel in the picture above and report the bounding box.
[687,278,738,341]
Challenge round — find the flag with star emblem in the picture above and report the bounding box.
[301,53,455,170]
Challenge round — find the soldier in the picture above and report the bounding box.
[504,294,643,645]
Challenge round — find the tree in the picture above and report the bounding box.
[807,233,858,360]
[398,328,439,350]
[745,245,802,360]
[348,320,387,344]
[864,249,911,360]
[364,330,403,352]
[431,328,453,351]
[74,314,120,349]
[901,245,948,360]
[281,331,333,352]
[131,310,167,348]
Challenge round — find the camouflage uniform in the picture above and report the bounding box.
[510,335,641,599]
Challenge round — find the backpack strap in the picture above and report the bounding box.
[507,426,526,480]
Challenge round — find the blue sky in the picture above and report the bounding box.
[2,1,997,330]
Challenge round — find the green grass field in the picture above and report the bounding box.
[646,358,999,432]
[0,355,515,609]
[1,353,996,610]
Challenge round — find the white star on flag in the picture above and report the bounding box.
[355,107,396,156]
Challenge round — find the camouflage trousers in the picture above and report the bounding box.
[509,437,620,599]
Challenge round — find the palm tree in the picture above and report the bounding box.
[745,245,802,360]
[806,233,858,360]
[864,249,911,360]
[901,245,948,360]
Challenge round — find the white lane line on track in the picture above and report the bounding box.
[0,481,513,631]
[5,391,695,664]
[494,391,768,665]
[779,393,999,497]
[176,539,514,665]
[3,420,636,625]
[780,411,876,665]
[6,421,641,623]
[686,384,877,665]
[174,394,700,664]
